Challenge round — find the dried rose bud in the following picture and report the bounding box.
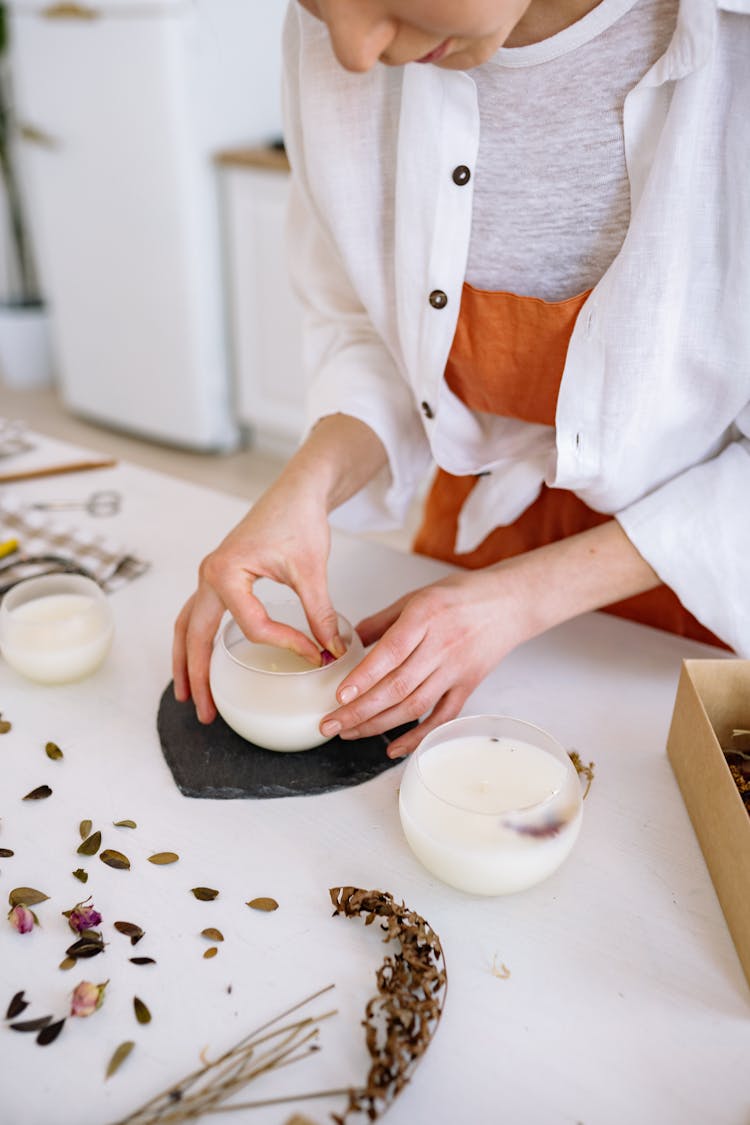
[319,648,337,666]
[8,904,35,934]
[70,979,108,1018]
[67,899,103,934]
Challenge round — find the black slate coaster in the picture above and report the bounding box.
[157,682,410,799]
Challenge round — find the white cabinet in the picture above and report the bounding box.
[218,148,306,455]
[9,0,288,450]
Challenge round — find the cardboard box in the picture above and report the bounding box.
[666,660,750,989]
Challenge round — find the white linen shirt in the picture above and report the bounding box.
[282,0,750,654]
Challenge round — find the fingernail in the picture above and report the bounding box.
[321,720,341,737]
[388,745,407,759]
[338,684,358,704]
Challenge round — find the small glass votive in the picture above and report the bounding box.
[0,573,114,684]
[209,599,364,752]
[398,714,583,895]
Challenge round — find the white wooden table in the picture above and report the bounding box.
[0,433,746,1125]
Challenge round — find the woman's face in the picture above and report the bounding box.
[296,0,534,72]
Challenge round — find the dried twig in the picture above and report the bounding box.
[329,886,447,1123]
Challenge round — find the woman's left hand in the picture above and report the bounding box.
[319,567,530,758]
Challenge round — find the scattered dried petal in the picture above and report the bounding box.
[37,1018,65,1045]
[100,849,130,870]
[72,868,88,884]
[246,897,279,912]
[8,904,36,933]
[79,819,92,840]
[45,742,63,761]
[0,716,11,734]
[9,1016,53,1032]
[59,958,76,971]
[77,831,102,856]
[203,947,218,959]
[191,887,218,901]
[22,785,52,801]
[200,928,224,942]
[66,898,103,933]
[113,819,137,829]
[133,996,151,1024]
[66,934,106,959]
[114,921,145,942]
[106,1040,135,1079]
[71,980,108,1018]
[129,957,156,966]
[147,852,179,865]
[5,990,29,1019]
[0,848,14,857]
[8,887,49,908]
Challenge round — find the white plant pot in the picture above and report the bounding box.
[0,302,54,389]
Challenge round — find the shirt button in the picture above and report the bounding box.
[429,289,448,309]
[421,401,434,420]
[452,165,471,186]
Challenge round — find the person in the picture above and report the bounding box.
[173,0,750,758]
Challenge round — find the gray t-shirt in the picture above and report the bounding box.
[465,0,679,301]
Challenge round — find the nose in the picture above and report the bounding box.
[325,7,398,72]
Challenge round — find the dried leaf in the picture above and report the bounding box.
[37,1018,65,1045]
[106,1040,135,1079]
[200,928,224,942]
[9,1015,53,1032]
[45,741,63,761]
[114,921,144,945]
[8,887,49,908]
[5,991,28,1020]
[113,819,137,829]
[133,996,151,1024]
[66,935,106,959]
[246,897,279,912]
[59,957,76,971]
[77,831,102,856]
[203,947,218,959]
[0,716,11,734]
[147,852,179,865]
[130,957,156,966]
[72,868,88,884]
[0,847,14,857]
[22,785,52,801]
[79,819,92,840]
[100,849,130,870]
[191,887,218,901]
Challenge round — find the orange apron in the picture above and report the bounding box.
[414,282,726,648]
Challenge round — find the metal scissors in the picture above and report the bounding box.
[29,489,122,518]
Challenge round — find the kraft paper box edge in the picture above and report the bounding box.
[666,659,750,991]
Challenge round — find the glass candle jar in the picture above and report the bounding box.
[398,714,583,895]
[209,600,364,752]
[0,573,114,684]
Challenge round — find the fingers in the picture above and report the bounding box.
[385,690,467,758]
[355,593,411,647]
[172,585,225,723]
[297,568,346,658]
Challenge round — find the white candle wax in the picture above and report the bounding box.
[209,608,364,752]
[399,725,582,895]
[0,590,113,684]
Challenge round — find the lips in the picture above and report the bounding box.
[415,39,452,65]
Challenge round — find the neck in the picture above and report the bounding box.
[504,0,604,46]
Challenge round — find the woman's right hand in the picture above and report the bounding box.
[172,414,388,723]
[173,476,339,723]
